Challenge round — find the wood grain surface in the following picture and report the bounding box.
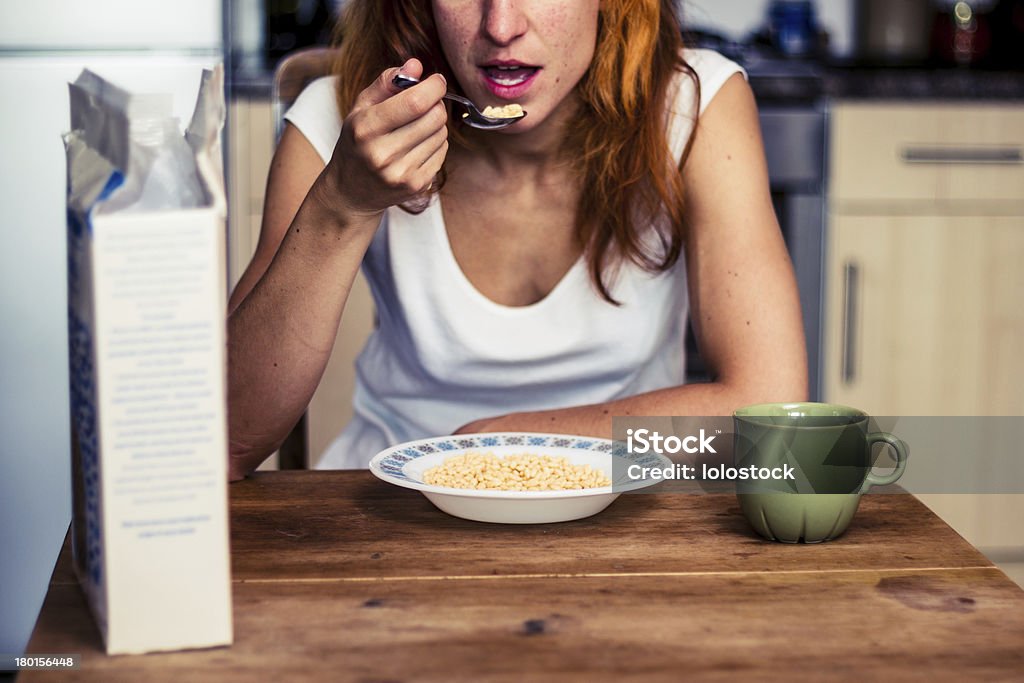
[25,569,1024,682]
[227,472,992,580]
[24,471,1024,682]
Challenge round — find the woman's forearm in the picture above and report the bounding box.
[456,375,808,438]
[227,181,380,479]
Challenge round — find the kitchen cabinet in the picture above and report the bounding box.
[829,103,1024,207]
[824,214,1024,416]
[227,95,374,469]
[227,96,274,293]
[824,102,1024,556]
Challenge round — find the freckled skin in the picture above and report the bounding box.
[431,0,599,134]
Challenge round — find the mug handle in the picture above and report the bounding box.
[861,432,909,492]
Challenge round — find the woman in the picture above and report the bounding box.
[227,0,807,478]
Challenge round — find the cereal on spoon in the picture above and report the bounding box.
[481,103,525,119]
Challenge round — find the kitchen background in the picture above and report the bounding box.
[2,0,1022,660]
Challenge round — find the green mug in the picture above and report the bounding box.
[733,402,908,543]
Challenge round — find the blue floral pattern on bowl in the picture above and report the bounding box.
[372,433,653,486]
[368,432,673,522]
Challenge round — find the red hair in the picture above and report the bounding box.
[331,0,697,303]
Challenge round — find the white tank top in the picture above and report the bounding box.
[284,49,745,468]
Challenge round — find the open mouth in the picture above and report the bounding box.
[479,62,541,100]
[483,65,540,87]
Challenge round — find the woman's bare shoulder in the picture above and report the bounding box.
[283,75,342,165]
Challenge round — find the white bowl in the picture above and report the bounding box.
[368,432,670,524]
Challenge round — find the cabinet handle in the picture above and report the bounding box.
[901,146,1023,165]
[842,261,859,385]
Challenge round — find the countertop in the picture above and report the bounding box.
[23,471,1024,681]
[754,64,1024,102]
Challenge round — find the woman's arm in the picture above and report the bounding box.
[227,61,449,480]
[456,74,807,436]
[227,124,371,480]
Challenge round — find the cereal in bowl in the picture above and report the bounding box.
[423,452,610,491]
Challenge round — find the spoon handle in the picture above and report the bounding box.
[392,74,475,110]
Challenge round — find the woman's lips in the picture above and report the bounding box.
[479,65,540,100]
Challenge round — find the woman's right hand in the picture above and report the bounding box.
[319,58,449,220]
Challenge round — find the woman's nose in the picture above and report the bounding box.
[482,0,528,46]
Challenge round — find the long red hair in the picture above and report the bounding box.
[331,0,697,303]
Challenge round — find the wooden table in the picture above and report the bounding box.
[25,472,1024,681]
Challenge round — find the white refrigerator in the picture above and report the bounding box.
[0,0,224,656]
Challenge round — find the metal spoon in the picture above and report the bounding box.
[392,73,526,130]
